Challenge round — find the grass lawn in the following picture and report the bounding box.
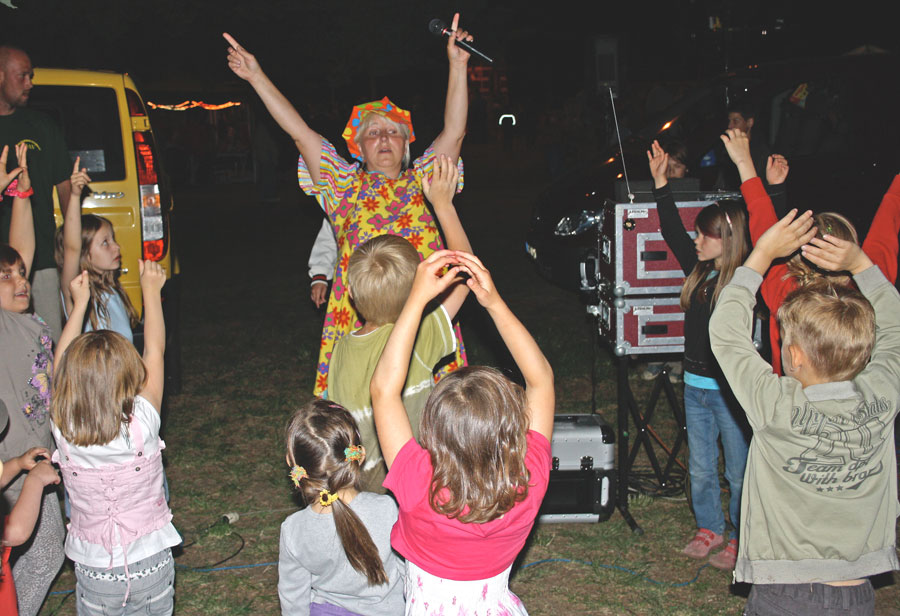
[39,144,899,615]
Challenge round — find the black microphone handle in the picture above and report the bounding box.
[451,36,493,64]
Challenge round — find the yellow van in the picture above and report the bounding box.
[30,68,181,390]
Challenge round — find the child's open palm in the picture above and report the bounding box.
[647,140,669,187]
[721,129,752,167]
[0,143,25,193]
[802,234,872,276]
[421,154,459,207]
[755,209,817,260]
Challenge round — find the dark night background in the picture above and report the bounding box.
[1,1,895,109]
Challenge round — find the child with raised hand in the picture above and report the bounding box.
[721,128,900,375]
[279,399,404,616]
[0,142,66,616]
[327,154,471,493]
[60,157,138,341]
[710,208,899,614]
[1,444,61,616]
[370,249,554,615]
[647,139,752,569]
[51,259,179,614]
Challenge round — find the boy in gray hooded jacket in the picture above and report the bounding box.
[709,209,899,615]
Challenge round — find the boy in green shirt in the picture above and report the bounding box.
[328,155,471,492]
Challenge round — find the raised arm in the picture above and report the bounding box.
[648,140,697,274]
[456,252,555,440]
[431,13,471,162]
[223,33,324,184]
[5,143,35,276]
[139,260,166,411]
[370,251,464,467]
[56,270,90,371]
[0,144,24,193]
[421,154,471,319]
[860,174,900,284]
[61,158,90,313]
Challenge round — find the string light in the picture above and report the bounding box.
[146,100,242,111]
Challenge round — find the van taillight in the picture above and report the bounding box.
[132,131,166,261]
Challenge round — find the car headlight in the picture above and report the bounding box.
[555,210,603,236]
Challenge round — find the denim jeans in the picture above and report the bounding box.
[684,384,750,536]
[74,548,174,616]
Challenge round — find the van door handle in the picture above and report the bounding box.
[92,191,125,200]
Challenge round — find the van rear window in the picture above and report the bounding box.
[27,85,126,182]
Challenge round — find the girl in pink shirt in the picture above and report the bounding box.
[51,260,178,615]
[371,250,555,615]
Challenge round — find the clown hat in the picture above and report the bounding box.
[342,97,415,161]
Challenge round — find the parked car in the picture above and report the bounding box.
[526,50,900,292]
[30,68,182,392]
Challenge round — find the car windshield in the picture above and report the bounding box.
[28,85,126,182]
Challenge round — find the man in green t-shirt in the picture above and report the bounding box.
[0,44,72,340]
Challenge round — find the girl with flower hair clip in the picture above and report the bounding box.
[280,399,404,615]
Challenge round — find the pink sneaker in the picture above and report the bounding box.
[709,538,738,570]
[681,528,724,559]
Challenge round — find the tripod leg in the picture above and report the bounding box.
[616,355,643,534]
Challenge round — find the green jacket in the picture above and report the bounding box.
[710,265,900,584]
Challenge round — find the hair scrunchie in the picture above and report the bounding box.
[289,465,308,488]
[319,489,339,507]
[344,444,365,463]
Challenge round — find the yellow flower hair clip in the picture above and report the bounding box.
[344,444,365,463]
[289,465,308,488]
[319,489,339,507]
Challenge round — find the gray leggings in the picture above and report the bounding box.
[11,491,66,616]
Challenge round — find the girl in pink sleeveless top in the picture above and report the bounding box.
[51,261,179,615]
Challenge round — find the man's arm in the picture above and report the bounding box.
[56,179,72,217]
[308,218,336,308]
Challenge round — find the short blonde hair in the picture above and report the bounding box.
[347,235,419,326]
[353,112,411,169]
[778,282,875,382]
[52,330,146,447]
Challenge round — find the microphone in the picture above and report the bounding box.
[428,19,493,64]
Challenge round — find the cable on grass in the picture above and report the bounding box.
[627,465,687,498]
[520,557,711,587]
[178,530,246,570]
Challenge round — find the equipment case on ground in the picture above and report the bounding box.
[539,414,616,524]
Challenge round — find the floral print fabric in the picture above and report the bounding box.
[404,561,529,616]
[298,138,467,397]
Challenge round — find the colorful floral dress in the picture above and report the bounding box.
[298,138,467,397]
